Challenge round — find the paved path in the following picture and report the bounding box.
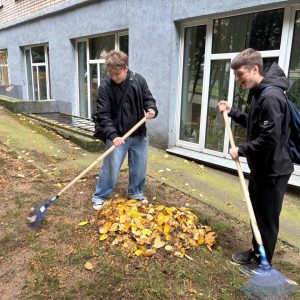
[1,106,299,249]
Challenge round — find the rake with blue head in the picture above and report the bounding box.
[223,111,296,299]
[27,117,147,228]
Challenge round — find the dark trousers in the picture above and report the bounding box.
[248,173,291,264]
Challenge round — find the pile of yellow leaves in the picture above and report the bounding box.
[94,198,217,258]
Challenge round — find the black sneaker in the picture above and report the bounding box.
[232,249,255,264]
[239,262,260,277]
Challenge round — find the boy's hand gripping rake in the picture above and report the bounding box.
[223,111,296,299]
[27,117,147,228]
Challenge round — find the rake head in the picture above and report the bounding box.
[241,266,297,299]
[27,203,47,228]
[27,195,59,228]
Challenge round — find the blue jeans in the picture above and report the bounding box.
[92,134,148,204]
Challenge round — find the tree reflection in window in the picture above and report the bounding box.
[180,25,206,143]
[205,60,230,151]
[288,10,300,109]
[212,9,284,53]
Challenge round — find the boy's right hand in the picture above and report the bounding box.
[113,137,124,147]
[218,100,231,113]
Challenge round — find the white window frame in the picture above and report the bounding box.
[24,44,50,101]
[75,31,128,118]
[176,3,300,183]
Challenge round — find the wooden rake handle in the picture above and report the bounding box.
[57,116,147,196]
[223,111,263,246]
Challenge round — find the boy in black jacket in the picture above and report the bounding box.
[92,50,158,210]
[218,48,294,276]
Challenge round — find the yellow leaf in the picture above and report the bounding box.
[153,236,166,249]
[84,261,93,270]
[99,222,112,234]
[133,218,144,229]
[146,214,154,221]
[156,205,165,211]
[78,220,89,226]
[198,238,205,246]
[99,234,108,241]
[134,249,144,256]
[157,212,166,225]
[148,207,155,214]
[165,207,174,215]
[109,223,119,232]
[163,224,171,235]
[174,251,184,258]
[143,249,155,257]
[119,214,127,224]
[165,245,173,251]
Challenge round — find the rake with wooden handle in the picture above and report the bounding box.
[27,116,147,228]
[223,110,296,299]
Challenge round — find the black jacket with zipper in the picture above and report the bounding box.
[93,70,158,142]
[229,63,294,177]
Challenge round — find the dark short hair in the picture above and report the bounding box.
[105,50,128,72]
[231,48,263,75]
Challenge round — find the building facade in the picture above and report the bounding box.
[0,0,299,186]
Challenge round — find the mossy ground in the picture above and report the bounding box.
[0,106,299,299]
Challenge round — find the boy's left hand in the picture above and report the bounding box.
[229,147,239,160]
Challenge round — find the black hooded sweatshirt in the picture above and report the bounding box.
[93,70,158,142]
[229,62,294,177]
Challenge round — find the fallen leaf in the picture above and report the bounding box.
[99,234,108,241]
[84,261,93,270]
[78,221,89,226]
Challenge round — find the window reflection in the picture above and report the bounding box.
[89,35,115,60]
[0,50,9,85]
[119,35,129,55]
[78,42,88,118]
[180,25,206,143]
[212,9,284,53]
[288,10,300,109]
[205,60,230,151]
[31,46,45,63]
[90,64,98,115]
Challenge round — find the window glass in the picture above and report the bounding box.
[180,25,206,143]
[212,9,284,53]
[119,35,129,55]
[288,10,300,109]
[0,50,9,85]
[90,64,98,115]
[205,60,231,151]
[78,42,88,118]
[25,50,33,99]
[31,46,45,63]
[33,66,38,100]
[89,35,115,60]
[39,66,47,100]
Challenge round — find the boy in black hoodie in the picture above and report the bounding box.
[218,48,294,276]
